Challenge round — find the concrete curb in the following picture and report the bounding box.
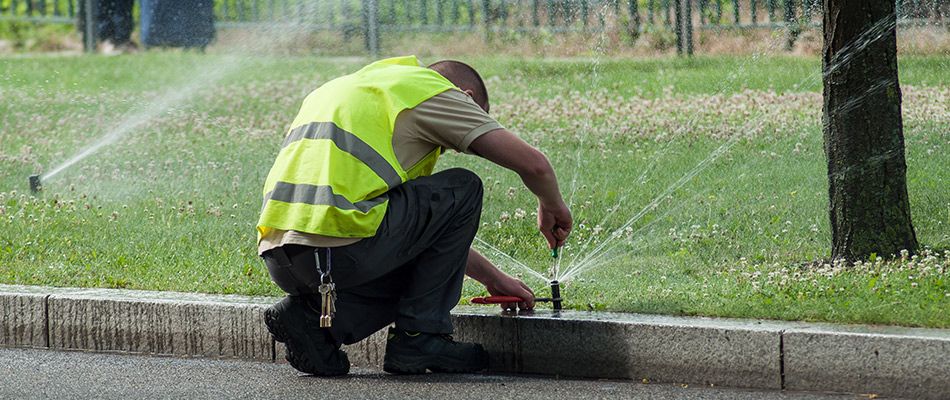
[2,284,948,398]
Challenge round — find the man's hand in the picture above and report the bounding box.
[465,248,536,311]
[483,272,535,311]
[539,201,572,250]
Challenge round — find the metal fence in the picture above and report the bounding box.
[0,0,77,23]
[211,0,948,30]
[212,0,636,33]
[2,0,948,54]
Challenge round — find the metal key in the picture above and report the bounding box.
[318,282,335,327]
[328,285,337,315]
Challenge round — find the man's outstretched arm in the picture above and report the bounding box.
[464,128,573,311]
[468,128,572,248]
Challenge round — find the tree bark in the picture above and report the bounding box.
[822,0,918,261]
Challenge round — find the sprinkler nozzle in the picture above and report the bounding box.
[29,175,41,194]
[550,280,562,310]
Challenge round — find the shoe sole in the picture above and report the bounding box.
[264,307,311,373]
[264,305,349,376]
[383,352,488,374]
[264,307,289,342]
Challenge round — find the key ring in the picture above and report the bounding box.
[315,247,333,285]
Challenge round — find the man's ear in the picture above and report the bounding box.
[460,88,489,113]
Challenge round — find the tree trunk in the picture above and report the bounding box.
[822,0,918,261]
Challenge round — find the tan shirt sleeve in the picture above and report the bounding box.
[392,89,504,169]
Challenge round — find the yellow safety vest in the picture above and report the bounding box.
[257,56,457,242]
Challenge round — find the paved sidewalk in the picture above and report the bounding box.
[0,347,863,400]
[2,284,948,399]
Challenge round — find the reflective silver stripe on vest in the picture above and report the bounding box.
[281,121,403,189]
[263,181,388,213]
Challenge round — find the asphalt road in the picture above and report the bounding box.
[1,347,870,399]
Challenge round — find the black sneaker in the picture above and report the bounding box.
[383,327,489,374]
[264,295,350,376]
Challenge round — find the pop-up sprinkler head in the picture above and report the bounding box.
[29,175,41,194]
[550,280,562,310]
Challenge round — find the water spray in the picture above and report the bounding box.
[29,175,42,194]
[470,226,565,310]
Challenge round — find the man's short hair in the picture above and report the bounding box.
[427,60,490,113]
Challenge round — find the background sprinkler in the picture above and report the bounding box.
[29,175,41,194]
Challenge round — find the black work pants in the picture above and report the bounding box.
[262,168,483,346]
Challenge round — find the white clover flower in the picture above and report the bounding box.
[514,208,526,220]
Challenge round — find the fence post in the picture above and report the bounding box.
[581,0,589,27]
[532,0,539,26]
[420,0,427,25]
[674,0,694,56]
[674,0,683,54]
[698,0,705,24]
[783,0,799,51]
[685,0,693,55]
[629,0,641,40]
[482,0,492,39]
[363,0,380,57]
[83,0,97,53]
[436,0,443,27]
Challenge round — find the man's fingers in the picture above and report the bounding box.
[555,225,571,240]
[498,302,533,311]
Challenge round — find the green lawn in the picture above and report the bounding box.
[1,52,948,327]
